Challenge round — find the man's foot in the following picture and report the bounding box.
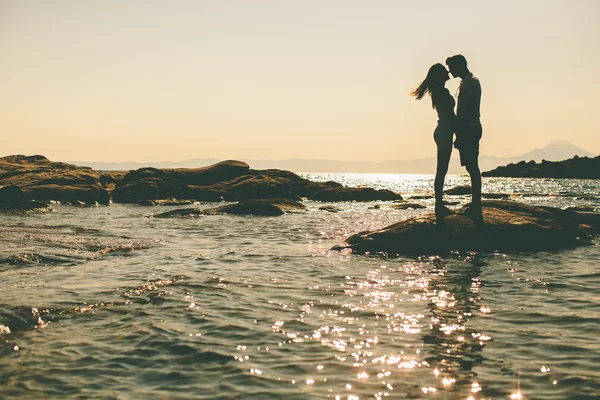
[435,204,454,217]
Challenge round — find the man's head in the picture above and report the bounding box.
[446,54,469,79]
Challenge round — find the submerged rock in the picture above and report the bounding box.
[392,202,427,210]
[482,193,511,200]
[407,194,434,200]
[138,198,195,206]
[319,205,342,213]
[333,200,600,256]
[0,200,51,213]
[154,198,305,218]
[211,198,305,216]
[444,185,471,195]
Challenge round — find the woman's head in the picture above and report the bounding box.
[410,63,450,107]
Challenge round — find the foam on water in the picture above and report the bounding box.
[0,175,599,399]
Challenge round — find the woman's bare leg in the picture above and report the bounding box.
[435,150,452,214]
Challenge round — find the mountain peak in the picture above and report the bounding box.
[545,139,579,149]
[518,139,596,162]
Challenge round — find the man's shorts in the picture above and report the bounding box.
[458,125,482,167]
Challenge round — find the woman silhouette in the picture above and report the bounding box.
[410,63,456,217]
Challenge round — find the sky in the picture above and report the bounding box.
[1,0,599,163]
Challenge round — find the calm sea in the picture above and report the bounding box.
[1,174,599,400]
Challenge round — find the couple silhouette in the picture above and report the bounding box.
[411,55,482,219]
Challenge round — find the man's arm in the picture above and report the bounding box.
[462,92,479,126]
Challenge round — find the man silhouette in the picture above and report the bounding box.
[446,55,482,215]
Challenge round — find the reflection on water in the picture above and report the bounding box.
[1,175,599,399]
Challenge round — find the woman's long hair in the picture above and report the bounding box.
[410,63,447,109]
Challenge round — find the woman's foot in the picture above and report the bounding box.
[435,204,454,217]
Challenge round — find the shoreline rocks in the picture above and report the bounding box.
[111,161,403,204]
[483,155,600,179]
[332,200,600,256]
[0,155,110,205]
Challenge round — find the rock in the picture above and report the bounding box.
[208,172,303,201]
[319,205,342,213]
[444,185,471,195]
[482,193,510,200]
[138,198,195,206]
[153,208,207,218]
[112,177,190,203]
[332,200,600,256]
[114,162,402,204]
[154,198,305,218]
[307,187,401,202]
[407,194,434,200]
[119,161,250,187]
[211,198,305,216]
[0,200,51,212]
[562,205,597,213]
[0,155,109,205]
[21,185,110,205]
[443,200,461,206]
[392,202,426,210]
[0,185,24,204]
[99,171,128,190]
[483,156,600,179]
[368,205,381,209]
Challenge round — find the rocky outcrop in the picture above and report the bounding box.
[0,155,109,205]
[333,200,600,256]
[154,198,305,218]
[483,156,600,179]
[113,161,402,204]
[1,155,402,205]
[0,185,51,212]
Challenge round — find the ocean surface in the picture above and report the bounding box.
[1,174,599,400]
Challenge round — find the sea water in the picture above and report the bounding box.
[1,174,599,399]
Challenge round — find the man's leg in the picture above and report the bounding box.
[465,162,481,208]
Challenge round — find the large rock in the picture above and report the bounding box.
[112,177,190,203]
[333,200,600,256]
[483,156,600,178]
[113,161,251,203]
[0,155,109,205]
[113,162,402,204]
[118,161,250,187]
[154,198,305,218]
[21,185,110,205]
[0,185,24,205]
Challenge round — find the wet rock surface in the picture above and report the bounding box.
[333,200,600,256]
[154,198,306,218]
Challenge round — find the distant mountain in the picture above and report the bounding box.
[70,140,597,174]
[512,140,596,162]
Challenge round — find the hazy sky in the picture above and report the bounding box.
[1,0,599,162]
